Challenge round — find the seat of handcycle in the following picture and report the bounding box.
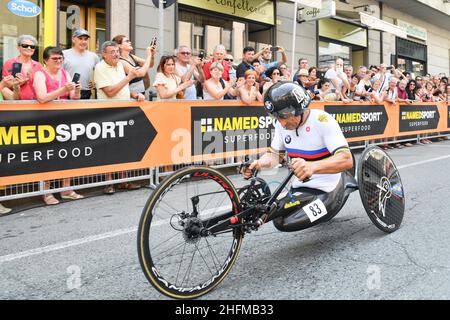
[274,171,358,232]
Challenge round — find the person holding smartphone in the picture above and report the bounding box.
[0,75,20,100]
[324,58,349,94]
[32,47,83,205]
[175,45,205,100]
[33,47,81,103]
[256,45,287,80]
[113,34,155,96]
[2,35,43,100]
[63,29,100,100]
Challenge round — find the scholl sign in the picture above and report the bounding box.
[7,0,41,18]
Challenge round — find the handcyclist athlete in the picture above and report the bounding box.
[242,81,354,231]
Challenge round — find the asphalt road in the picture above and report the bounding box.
[1,141,450,300]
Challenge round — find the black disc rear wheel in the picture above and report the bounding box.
[138,166,243,299]
[357,146,405,233]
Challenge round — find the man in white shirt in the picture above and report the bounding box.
[242,82,353,232]
[94,41,144,101]
[374,63,403,93]
[94,41,144,195]
[324,58,349,93]
[175,45,204,100]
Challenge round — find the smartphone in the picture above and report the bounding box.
[331,88,336,94]
[198,51,205,60]
[270,46,280,52]
[150,37,157,47]
[386,66,394,70]
[12,62,22,77]
[72,73,81,83]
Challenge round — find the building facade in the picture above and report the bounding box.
[0,0,127,75]
[133,0,450,79]
[1,0,449,79]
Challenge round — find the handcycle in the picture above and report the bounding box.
[137,146,405,299]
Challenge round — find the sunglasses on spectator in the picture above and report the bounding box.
[224,58,233,62]
[49,56,64,61]
[20,44,36,49]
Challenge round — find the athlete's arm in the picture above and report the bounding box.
[292,150,353,181]
[242,150,284,179]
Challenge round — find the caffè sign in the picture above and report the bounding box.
[178,0,275,25]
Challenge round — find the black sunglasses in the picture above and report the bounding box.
[21,44,36,49]
[224,58,233,62]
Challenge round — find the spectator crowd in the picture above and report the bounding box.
[1,29,450,214]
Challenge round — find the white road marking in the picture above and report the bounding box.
[397,155,450,170]
[0,205,231,264]
[0,227,137,264]
[1,154,449,264]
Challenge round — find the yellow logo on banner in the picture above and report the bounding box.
[200,116,274,133]
[178,0,275,25]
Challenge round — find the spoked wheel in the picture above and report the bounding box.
[357,146,405,233]
[138,166,243,299]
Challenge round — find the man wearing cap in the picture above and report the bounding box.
[297,69,316,99]
[63,29,100,99]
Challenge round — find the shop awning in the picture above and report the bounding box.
[286,0,323,9]
[378,0,450,30]
[359,12,407,39]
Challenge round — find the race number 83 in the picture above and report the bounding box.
[303,199,328,223]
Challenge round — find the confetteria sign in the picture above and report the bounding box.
[7,0,41,17]
[178,0,275,25]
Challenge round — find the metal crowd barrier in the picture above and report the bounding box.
[4,132,448,203]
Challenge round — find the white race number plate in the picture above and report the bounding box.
[303,199,328,223]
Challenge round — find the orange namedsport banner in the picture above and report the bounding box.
[0,100,449,185]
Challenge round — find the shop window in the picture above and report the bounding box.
[396,37,426,62]
[397,57,425,78]
[319,19,367,48]
[319,41,351,72]
[59,1,105,54]
[179,10,234,56]
[1,0,44,75]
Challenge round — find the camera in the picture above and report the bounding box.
[198,51,205,60]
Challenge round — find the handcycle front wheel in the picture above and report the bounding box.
[138,166,244,299]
